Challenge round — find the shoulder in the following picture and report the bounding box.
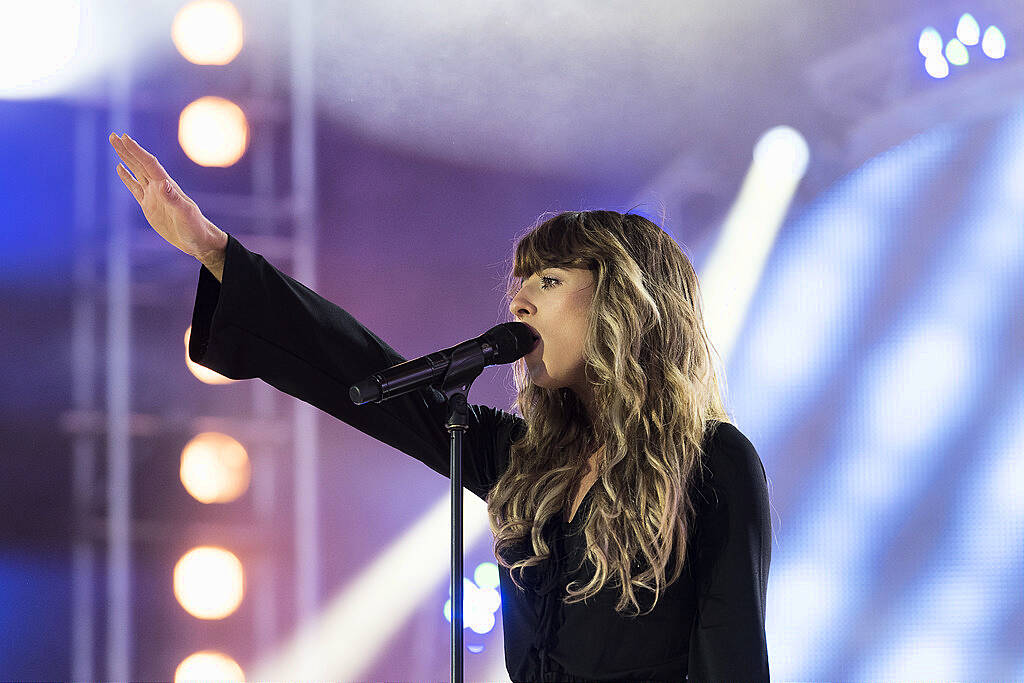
[692,422,773,563]
[699,421,769,503]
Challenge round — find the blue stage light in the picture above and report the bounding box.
[924,54,950,79]
[919,15,1008,77]
[981,26,1006,59]
[956,13,980,46]
[918,27,943,58]
[443,564,503,640]
[945,38,969,66]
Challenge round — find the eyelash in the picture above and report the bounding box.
[539,276,560,290]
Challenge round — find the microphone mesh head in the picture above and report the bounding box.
[484,322,537,364]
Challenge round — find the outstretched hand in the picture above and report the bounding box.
[108,132,227,262]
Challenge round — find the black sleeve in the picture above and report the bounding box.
[687,422,772,682]
[187,231,525,501]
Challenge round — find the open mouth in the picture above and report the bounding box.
[527,330,541,351]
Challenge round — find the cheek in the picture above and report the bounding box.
[549,311,588,361]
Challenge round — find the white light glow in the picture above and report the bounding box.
[185,326,237,385]
[250,492,496,681]
[172,0,244,65]
[703,125,808,364]
[178,96,249,168]
[925,54,950,79]
[174,650,245,683]
[945,38,969,66]
[956,13,980,46]
[180,432,251,504]
[918,27,943,58]
[444,577,501,635]
[173,546,245,620]
[0,0,80,96]
[474,561,500,590]
[469,609,496,635]
[753,125,810,180]
[867,324,973,452]
[982,26,1006,59]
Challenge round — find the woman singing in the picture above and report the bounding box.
[108,131,772,682]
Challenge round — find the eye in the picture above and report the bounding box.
[539,276,561,290]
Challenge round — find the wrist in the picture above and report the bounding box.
[195,221,228,265]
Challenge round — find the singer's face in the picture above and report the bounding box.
[509,267,596,395]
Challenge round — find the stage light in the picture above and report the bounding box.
[173,546,245,619]
[982,26,1006,59]
[468,609,496,635]
[474,561,500,590]
[752,125,810,180]
[702,124,808,364]
[249,493,497,681]
[444,576,501,637]
[925,54,950,79]
[180,432,251,504]
[174,650,244,682]
[945,38,969,67]
[919,17,1006,75]
[918,27,943,58]
[171,0,244,66]
[0,0,80,97]
[185,326,236,384]
[178,96,249,168]
[956,13,980,46]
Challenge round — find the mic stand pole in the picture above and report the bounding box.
[438,343,487,683]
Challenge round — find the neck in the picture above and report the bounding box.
[570,378,597,425]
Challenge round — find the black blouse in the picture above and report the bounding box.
[188,232,772,682]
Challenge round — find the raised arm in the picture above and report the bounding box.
[109,131,521,499]
[108,132,228,280]
[687,422,772,681]
[189,231,522,500]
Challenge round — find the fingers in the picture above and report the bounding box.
[119,133,169,183]
[109,131,194,209]
[116,163,144,204]
[108,133,150,186]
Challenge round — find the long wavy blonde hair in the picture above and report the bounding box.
[486,210,734,617]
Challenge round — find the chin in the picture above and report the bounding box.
[526,369,558,390]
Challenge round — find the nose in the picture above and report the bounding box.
[509,286,534,319]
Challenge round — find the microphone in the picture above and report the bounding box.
[349,321,538,405]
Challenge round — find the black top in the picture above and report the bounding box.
[188,232,772,682]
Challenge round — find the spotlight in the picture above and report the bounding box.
[982,26,1006,59]
[918,27,943,58]
[473,561,500,590]
[752,125,810,180]
[444,568,502,638]
[172,0,244,66]
[178,96,249,168]
[173,546,245,619]
[185,326,236,385]
[919,14,1007,78]
[924,54,950,79]
[174,650,244,682]
[0,0,80,96]
[945,38,969,66]
[180,432,251,504]
[956,13,980,46]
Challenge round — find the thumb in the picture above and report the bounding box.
[163,178,175,198]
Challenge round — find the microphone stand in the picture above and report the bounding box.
[351,334,504,682]
[437,341,489,683]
